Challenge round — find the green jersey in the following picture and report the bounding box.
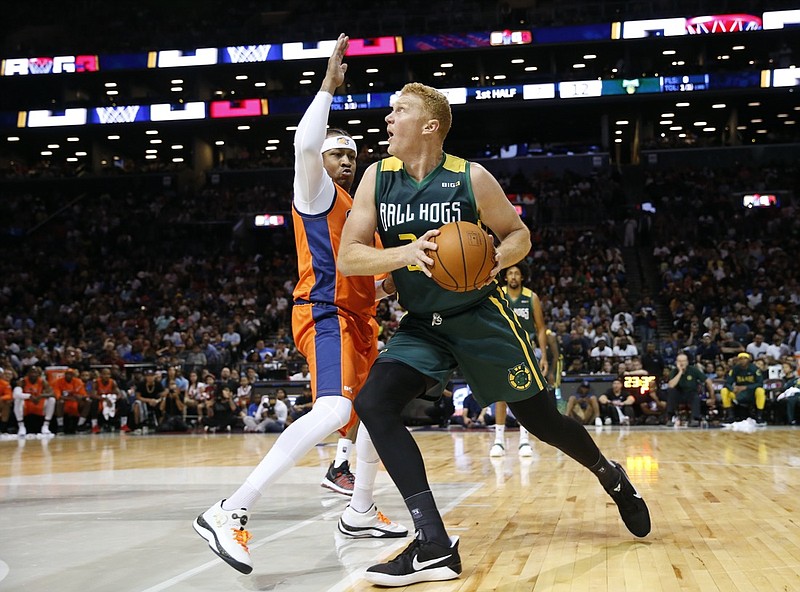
[725,363,763,388]
[375,153,495,317]
[669,365,707,395]
[502,286,537,335]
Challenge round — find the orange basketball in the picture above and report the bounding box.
[427,221,496,292]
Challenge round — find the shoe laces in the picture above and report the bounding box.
[231,527,252,552]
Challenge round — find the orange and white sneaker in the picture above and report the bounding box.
[338,504,408,538]
[193,499,253,574]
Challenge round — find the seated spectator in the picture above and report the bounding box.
[244,392,287,433]
[289,362,311,381]
[695,333,721,366]
[133,369,164,431]
[203,385,237,432]
[719,332,745,360]
[565,380,601,426]
[598,378,635,425]
[157,380,188,432]
[450,391,488,429]
[776,366,799,425]
[746,334,769,360]
[613,335,639,360]
[288,386,313,423]
[641,341,665,377]
[589,337,614,361]
[424,388,455,428]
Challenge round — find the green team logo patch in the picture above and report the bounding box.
[507,363,533,391]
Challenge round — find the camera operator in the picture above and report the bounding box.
[157,381,188,432]
[243,392,287,433]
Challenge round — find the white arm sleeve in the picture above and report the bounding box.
[293,91,336,216]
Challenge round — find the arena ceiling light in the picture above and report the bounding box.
[660,120,673,124]
[267,139,280,144]
[172,157,184,162]
[107,90,118,96]
[748,102,761,107]
[662,50,676,55]
[661,112,675,117]
[785,120,796,125]
[146,130,159,135]
[616,120,629,125]
[235,75,248,80]
[145,154,157,160]
[524,66,538,71]
[366,68,379,73]
[286,126,298,131]
[347,120,360,125]
[367,128,381,133]
[732,45,745,51]
[440,63,453,68]
[107,135,120,140]
[7,136,19,141]
[702,127,716,132]
[583,54,597,60]
[171,144,183,150]
[237,125,250,130]
[676,102,690,107]
[752,118,763,123]
[777,113,789,118]
[352,135,363,140]
[41,150,52,155]
[254,82,266,87]
[150,139,163,144]
[214,140,224,145]
[67,137,79,142]
[669,126,682,130]
[171,79,183,84]
[299,79,312,85]
[302,71,315,76]
[693,121,707,126]
[573,63,586,69]
[47,144,59,149]
[66,157,78,162]
[511,59,524,64]
[712,104,726,109]
[75,151,87,156]
[104,82,117,88]
[171,86,183,92]
[264,146,277,151]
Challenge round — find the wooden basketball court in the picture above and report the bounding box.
[1,426,799,591]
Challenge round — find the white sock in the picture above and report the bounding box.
[57,417,64,427]
[43,420,50,429]
[224,397,351,511]
[120,417,128,426]
[494,423,505,444]
[333,437,352,468]
[91,419,98,427]
[350,424,378,513]
[519,427,530,444]
[77,417,86,426]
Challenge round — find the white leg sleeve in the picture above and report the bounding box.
[225,396,352,510]
[13,399,24,422]
[43,398,56,420]
[350,422,380,513]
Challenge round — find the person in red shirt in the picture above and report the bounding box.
[52,368,89,433]
[13,366,55,436]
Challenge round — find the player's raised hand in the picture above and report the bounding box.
[323,34,349,93]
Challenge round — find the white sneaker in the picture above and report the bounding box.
[594,417,603,427]
[604,417,612,425]
[193,499,253,574]
[518,442,533,457]
[16,424,26,437]
[489,442,505,457]
[338,504,408,538]
[41,426,54,437]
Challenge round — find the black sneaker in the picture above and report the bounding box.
[364,532,462,587]
[606,461,651,538]
[320,460,355,496]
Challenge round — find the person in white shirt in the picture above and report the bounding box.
[289,363,311,381]
[243,393,287,433]
[590,337,614,359]
[613,336,639,359]
[746,334,769,360]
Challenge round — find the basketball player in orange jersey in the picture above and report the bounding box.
[491,264,549,458]
[0,367,13,433]
[13,366,55,436]
[339,80,650,586]
[193,34,406,575]
[90,367,130,433]
[51,368,89,433]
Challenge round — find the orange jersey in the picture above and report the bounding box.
[52,376,87,398]
[95,378,118,396]
[0,379,11,401]
[22,376,49,415]
[292,183,377,318]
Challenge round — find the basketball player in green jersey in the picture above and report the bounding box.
[491,263,548,458]
[339,81,650,587]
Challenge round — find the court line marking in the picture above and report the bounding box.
[140,482,482,592]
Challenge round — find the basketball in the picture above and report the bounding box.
[427,221,496,292]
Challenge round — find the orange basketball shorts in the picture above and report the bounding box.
[292,302,378,435]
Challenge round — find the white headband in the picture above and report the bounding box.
[321,135,357,154]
